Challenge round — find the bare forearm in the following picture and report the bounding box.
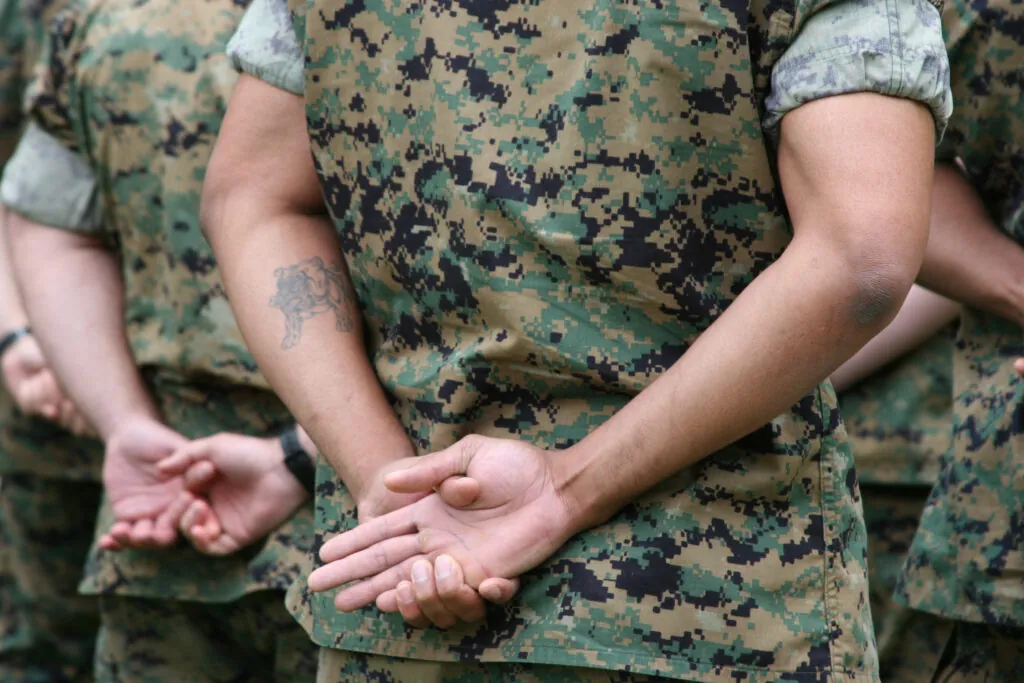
[8,214,157,438]
[556,239,909,529]
[0,205,29,332]
[830,284,959,392]
[204,210,413,499]
[917,163,1024,327]
[555,93,934,532]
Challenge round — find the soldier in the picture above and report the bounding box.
[833,284,960,681]
[202,0,952,681]
[0,0,103,679]
[893,1,1024,677]
[0,0,325,679]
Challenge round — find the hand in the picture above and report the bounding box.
[1015,358,1024,376]
[357,456,483,524]
[152,433,310,556]
[100,418,190,550]
[0,334,92,435]
[307,435,573,615]
[385,555,519,629]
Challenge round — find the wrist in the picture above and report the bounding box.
[100,407,162,443]
[279,424,316,495]
[549,444,618,538]
[0,326,31,361]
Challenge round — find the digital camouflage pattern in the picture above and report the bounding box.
[317,647,673,683]
[17,0,315,602]
[274,0,949,679]
[839,327,954,487]
[838,329,956,681]
[860,488,952,682]
[897,0,1024,628]
[0,0,26,164]
[94,592,318,683]
[0,473,101,682]
[0,1,103,681]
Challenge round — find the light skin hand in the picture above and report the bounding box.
[140,432,311,556]
[0,333,93,434]
[99,417,190,550]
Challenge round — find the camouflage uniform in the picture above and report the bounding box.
[838,329,957,682]
[894,1,1024,680]
[0,1,103,680]
[0,0,318,679]
[235,0,951,679]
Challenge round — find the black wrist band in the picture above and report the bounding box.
[0,326,31,360]
[280,425,316,494]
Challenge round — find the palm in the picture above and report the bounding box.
[104,420,187,521]
[313,437,573,610]
[203,466,300,551]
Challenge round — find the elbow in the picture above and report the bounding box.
[848,262,912,330]
[198,168,233,247]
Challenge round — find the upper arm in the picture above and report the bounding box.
[201,73,322,236]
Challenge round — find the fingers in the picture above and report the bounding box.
[183,461,217,492]
[435,476,480,508]
[478,577,520,604]
[384,440,475,494]
[408,559,457,628]
[157,440,213,477]
[309,534,422,593]
[318,507,417,564]
[333,558,420,612]
[431,555,486,623]
[394,581,430,628]
[152,492,193,546]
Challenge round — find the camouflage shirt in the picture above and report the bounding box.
[897,0,1024,626]
[239,0,951,679]
[0,0,314,601]
[0,0,26,165]
[839,328,954,487]
[0,0,103,481]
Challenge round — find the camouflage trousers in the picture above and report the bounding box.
[862,485,953,683]
[929,623,1024,683]
[0,472,102,683]
[95,591,318,683]
[317,648,679,682]
[864,485,950,683]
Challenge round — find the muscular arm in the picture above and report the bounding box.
[557,93,935,530]
[7,214,159,438]
[201,75,415,503]
[916,162,1024,328]
[830,284,959,393]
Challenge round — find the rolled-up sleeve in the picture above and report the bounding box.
[227,0,303,96]
[0,122,102,232]
[764,0,952,140]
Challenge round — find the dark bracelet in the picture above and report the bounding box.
[280,425,316,495]
[0,326,31,360]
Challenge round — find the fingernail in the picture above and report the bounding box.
[435,555,452,580]
[411,561,430,584]
[398,582,415,604]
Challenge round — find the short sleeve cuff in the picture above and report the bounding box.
[0,123,103,232]
[764,0,952,142]
[227,0,304,96]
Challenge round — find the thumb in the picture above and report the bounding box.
[158,439,215,477]
[385,439,478,494]
[478,577,520,604]
[183,461,218,493]
[435,476,480,508]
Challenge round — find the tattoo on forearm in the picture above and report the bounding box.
[269,256,356,349]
